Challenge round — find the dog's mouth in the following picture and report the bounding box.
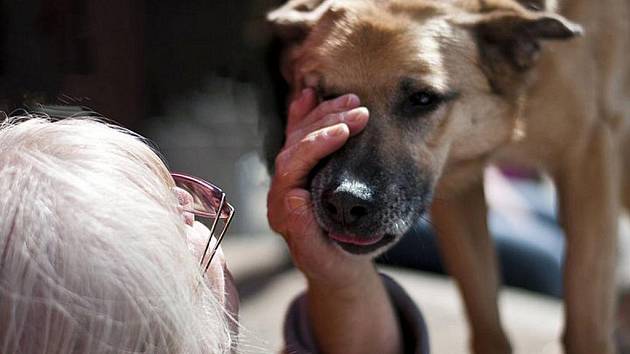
[328,232,396,255]
[309,156,432,257]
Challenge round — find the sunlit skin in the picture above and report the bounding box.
[267,89,403,354]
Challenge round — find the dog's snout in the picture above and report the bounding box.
[321,180,375,227]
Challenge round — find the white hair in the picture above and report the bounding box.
[0,116,233,353]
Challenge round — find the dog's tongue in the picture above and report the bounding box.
[328,233,384,246]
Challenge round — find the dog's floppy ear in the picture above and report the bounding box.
[475,11,582,69]
[267,0,335,40]
[458,9,582,93]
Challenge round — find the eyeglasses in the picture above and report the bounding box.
[171,173,235,277]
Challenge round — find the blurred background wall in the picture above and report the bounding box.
[0,0,283,234]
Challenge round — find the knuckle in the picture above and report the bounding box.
[285,129,305,146]
[322,112,342,126]
[303,129,324,143]
[285,154,312,177]
[275,169,294,184]
[267,209,285,234]
[273,154,284,171]
[331,111,345,120]
[273,149,291,172]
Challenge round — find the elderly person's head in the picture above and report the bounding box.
[0,117,233,353]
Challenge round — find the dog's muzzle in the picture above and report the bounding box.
[311,167,429,255]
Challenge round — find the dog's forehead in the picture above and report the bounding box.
[301,6,456,98]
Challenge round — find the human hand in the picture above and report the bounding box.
[268,90,403,354]
[267,88,373,290]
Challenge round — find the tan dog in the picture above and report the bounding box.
[267,0,630,353]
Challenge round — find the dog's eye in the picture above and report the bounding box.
[398,89,455,118]
[408,91,441,109]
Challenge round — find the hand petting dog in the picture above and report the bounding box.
[267,88,402,354]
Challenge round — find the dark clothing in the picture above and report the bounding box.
[283,274,430,354]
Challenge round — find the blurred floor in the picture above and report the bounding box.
[223,236,564,354]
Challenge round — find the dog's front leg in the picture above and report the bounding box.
[556,124,620,354]
[432,181,511,354]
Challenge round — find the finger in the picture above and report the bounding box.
[287,88,317,129]
[274,123,350,191]
[286,106,369,146]
[282,190,351,277]
[268,122,351,232]
[289,93,361,132]
[283,190,325,242]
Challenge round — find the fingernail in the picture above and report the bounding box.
[335,94,359,108]
[326,124,348,137]
[287,196,305,210]
[343,107,368,123]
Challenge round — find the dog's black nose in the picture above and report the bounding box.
[321,182,375,227]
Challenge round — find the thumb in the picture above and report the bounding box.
[285,189,312,215]
[283,190,331,252]
[284,189,320,240]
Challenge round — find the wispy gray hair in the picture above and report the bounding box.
[0,117,233,353]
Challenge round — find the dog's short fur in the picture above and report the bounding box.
[267,0,630,352]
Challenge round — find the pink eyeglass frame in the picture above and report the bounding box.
[171,173,235,276]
